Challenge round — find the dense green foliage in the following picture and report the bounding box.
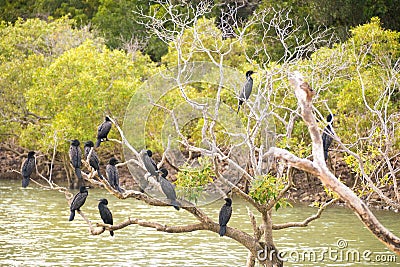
[1,0,399,61]
[0,17,96,144]
[250,174,291,211]
[0,3,398,200]
[309,17,400,152]
[25,40,154,152]
[175,157,215,203]
[0,17,154,154]
[253,0,400,58]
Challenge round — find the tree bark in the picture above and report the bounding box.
[282,71,400,254]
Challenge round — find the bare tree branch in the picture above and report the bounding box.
[283,71,400,254]
[273,199,337,230]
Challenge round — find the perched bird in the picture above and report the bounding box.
[106,157,122,192]
[158,168,180,210]
[84,140,104,179]
[140,149,159,178]
[21,151,36,188]
[219,198,232,237]
[98,198,114,236]
[69,186,88,221]
[69,139,83,182]
[322,114,334,161]
[146,150,158,169]
[96,116,112,147]
[237,70,255,113]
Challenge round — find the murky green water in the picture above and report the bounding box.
[0,180,398,266]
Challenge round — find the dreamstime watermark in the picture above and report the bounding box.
[257,239,397,263]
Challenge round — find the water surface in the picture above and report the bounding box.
[0,180,398,266]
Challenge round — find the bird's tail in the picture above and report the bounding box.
[103,226,114,236]
[97,169,104,180]
[95,138,101,148]
[172,200,180,211]
[22,176,30,188]
[237,100,243,114]
[75,167,83,180]
[69,210,75,221]
[219,225,227,236]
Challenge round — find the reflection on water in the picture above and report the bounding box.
[0,180,398,266]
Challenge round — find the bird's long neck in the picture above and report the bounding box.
[325,122,333,134]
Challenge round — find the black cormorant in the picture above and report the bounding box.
[237,70,255,113]
[146,150,158,169]
[98,198,114,236]
[106,157,122,192]
[69,139,83,182]
[219,198,232,237]
[84,140,104,179]
[21,151,35,188]
[96,116,112,147]
[158,168,180,210]
[141,149,159,177]
[69,186,88,221]
[322,114,334,161]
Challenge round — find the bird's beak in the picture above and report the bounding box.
[155,170,162,174]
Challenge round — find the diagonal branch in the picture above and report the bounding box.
[272,199,337,230]
[265,147,320,176]
[285,71,400,254]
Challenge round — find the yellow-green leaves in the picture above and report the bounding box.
[249,174,291,211]
[23,39,153,152]
[175,157,215,204]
